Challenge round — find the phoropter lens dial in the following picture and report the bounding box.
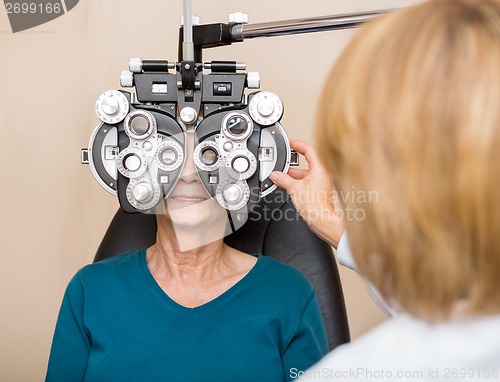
[155,139,184,172]
[123,110,156,140]
[126,178,161,211]
[222,112,253,141]
[216,179,250,211]
[117,147,148,179]
[194,141,221,172]
[225,149,257,180]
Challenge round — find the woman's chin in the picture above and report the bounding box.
[166,198,226,228]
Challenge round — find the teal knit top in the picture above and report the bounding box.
[46,250,328,382]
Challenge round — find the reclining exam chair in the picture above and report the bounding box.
[94,188,350,350]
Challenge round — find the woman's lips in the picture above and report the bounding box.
[169,195,209,204]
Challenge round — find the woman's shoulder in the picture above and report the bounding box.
[74,249,145,284]
[252,255,316,300]
[61,249,148,304]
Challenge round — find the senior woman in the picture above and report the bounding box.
[45,132,328,382]
[272,0,500,380]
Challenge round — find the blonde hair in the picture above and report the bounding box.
[317,0,500,319]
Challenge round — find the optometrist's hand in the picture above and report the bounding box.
[269,140,344,248]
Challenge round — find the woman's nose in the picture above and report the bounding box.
[178,133,199,183]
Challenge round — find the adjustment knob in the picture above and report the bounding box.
[233,157,250,173]
[180,107,198,125]
[229,12,249,24]
[124,154,141,172]
[246,72,261,89]
[95,90,130,124]
[132,182,153,203]
[248,91,284,126]
[223,141,234,152]
[257,98,275,117]
[223,184,242,203]
[129,58,143,73]
[120,71,134,87]
[101,97,119,115]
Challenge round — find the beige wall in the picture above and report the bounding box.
[0,1,420,380]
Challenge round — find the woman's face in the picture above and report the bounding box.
[164,132,227,229]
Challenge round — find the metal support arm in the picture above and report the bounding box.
[184,9,392,59]
[231,10,391,41]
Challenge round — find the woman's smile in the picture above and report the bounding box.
[169,194,209,205]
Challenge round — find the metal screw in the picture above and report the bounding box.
[184,64,191,70]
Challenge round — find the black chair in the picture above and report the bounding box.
[94,188,350,350]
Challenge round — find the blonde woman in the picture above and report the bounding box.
[271,0,500,380]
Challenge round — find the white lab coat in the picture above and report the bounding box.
[299,312,500,381]
[300,234,500,382]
